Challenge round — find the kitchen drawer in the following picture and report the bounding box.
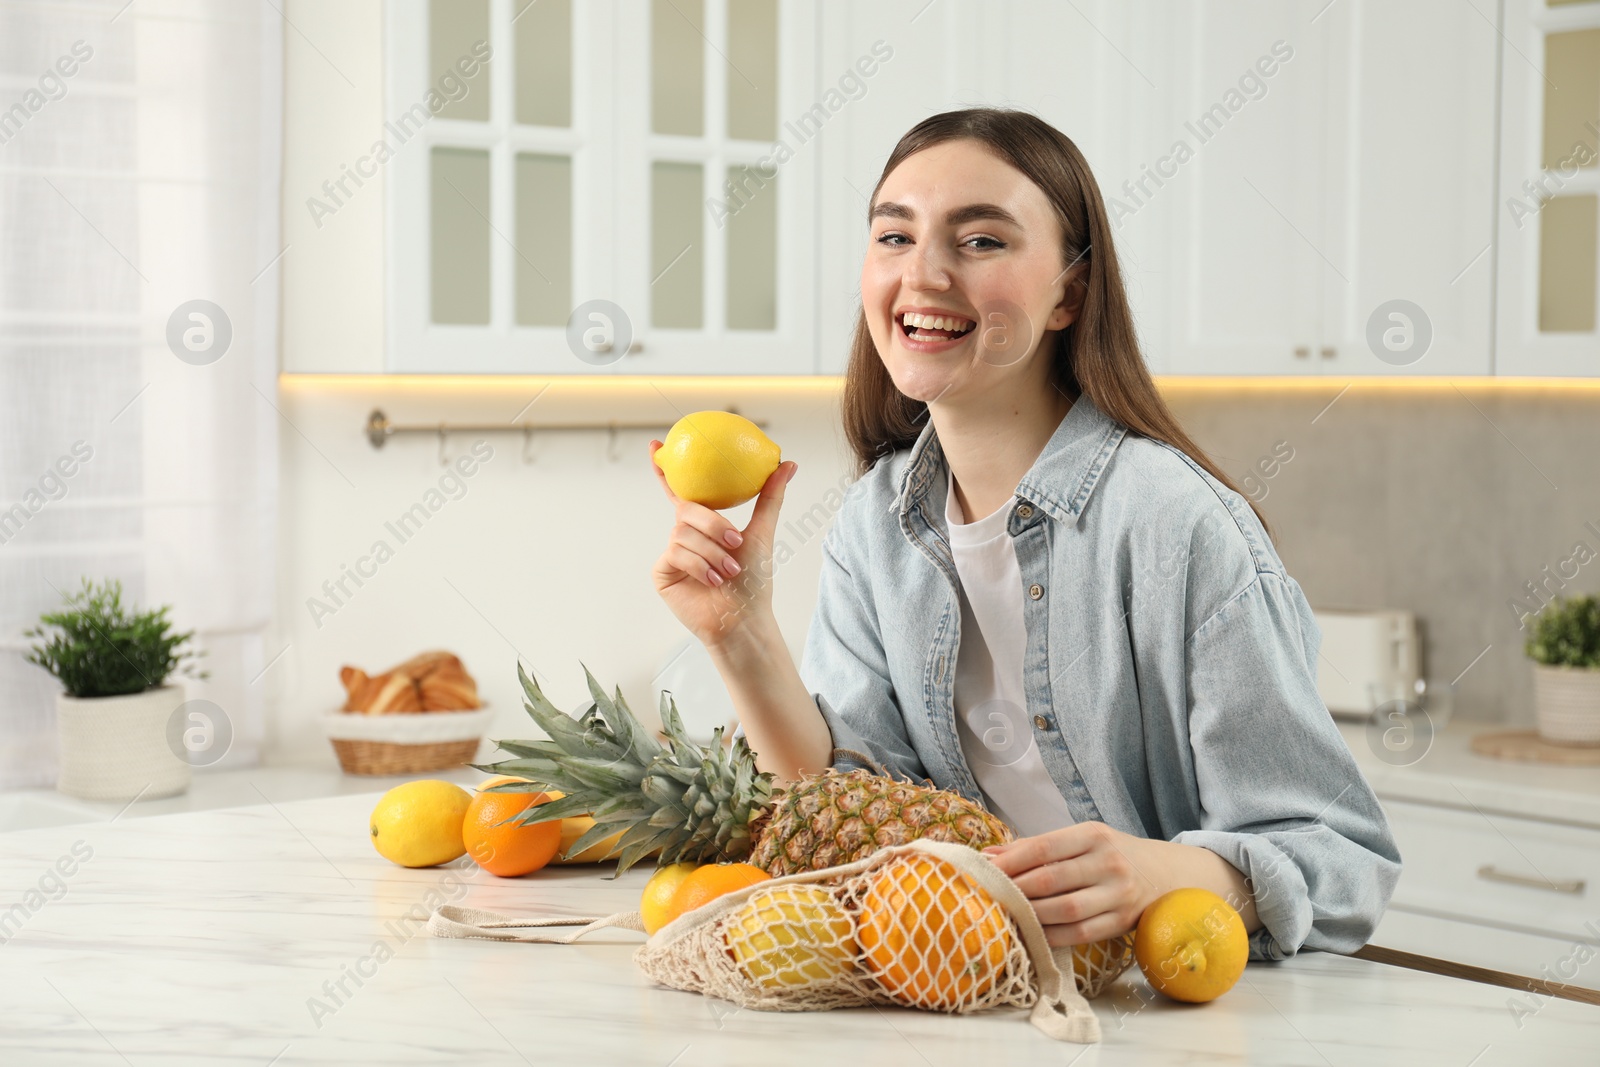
[1373,907,1600,987]
[1381,797,1600,943]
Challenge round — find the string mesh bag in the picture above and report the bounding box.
[430,839,1136,1044]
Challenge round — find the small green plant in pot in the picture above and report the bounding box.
[27,579,207,801]
[1525,595,1600,746]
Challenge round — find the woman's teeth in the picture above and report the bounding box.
[900,311,975,342]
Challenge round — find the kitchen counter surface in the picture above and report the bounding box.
[3,790,1596,1066]
[1337,719,1600,828]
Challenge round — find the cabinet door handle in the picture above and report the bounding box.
[1319,346,1336,359]
[1294,345,1310,359]
[1476,864,1586,895]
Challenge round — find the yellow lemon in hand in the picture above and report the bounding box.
[640,862,700,935]
[654,411,780,510]
[369,780,473,868]
[1133,888,1249,1003]
[727,884,856,989]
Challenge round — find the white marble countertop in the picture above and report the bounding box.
[1337,719,1600,827]
[2,789,1597,1066]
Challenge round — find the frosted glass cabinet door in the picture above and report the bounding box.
[610,0,817,374]
[1497,1,1600,376]
[387,0,614,373]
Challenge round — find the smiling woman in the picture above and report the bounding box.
[651,107,1401,967]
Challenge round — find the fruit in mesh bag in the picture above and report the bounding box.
[725,884,856,990]
[1069,932,1136,995]
[858,854,1014,1011]
[473,664,1013,877]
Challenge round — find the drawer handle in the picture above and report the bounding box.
[1476,864,1586,895]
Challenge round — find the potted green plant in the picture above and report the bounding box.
[1526,594,1600,745]
[26,579,206,800]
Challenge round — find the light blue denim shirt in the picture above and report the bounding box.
[797,393,1401,961]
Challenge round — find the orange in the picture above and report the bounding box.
[462,775,563,877]
[666,862,771,925]
[1133,887,1249,1003]
[640,862,700,934]
[1069,932,1136,997]
[858,854,1012,1010]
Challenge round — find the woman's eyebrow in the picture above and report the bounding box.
[870,201,1021,227]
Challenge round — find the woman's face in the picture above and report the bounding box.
[861,138,1079,407]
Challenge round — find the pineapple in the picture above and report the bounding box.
[472,664,1013,876]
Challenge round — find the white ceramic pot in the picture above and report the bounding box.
[1532,663,1600,746]
[56,685,191,801]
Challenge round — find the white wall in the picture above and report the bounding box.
[268,378,852,766]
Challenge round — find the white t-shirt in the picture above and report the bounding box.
[944,464,1077,838]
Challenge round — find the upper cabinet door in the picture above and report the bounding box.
[612,0,816,375]
[1317,0,1497,376]
[814,0,1017,376]
[386,0,814,374]
[1496,0,1600,376]
[1162,1,1499,376]
[1163,1,1324,375]
[387,0,610,373]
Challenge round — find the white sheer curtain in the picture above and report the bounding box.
[0,1,282,788]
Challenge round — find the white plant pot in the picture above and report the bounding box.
[56,685,191,801]
[1531,664,1600,746]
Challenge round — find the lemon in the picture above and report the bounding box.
[727,884,856,989]
[1134,887,1249,1003]
[552,815,627,864]
[369,780,473,868]
[525,791,634,864]
[640,862,700,934]
[654,411,780,510]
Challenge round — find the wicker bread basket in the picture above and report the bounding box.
[322,706,493,775]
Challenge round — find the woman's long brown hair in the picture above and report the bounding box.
[841,107,1270,536]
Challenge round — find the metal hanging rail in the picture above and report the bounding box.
[363,407,767,464]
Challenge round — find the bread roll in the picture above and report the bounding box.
[338,651,481,713]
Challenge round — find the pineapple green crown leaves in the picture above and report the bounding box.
[471,661,775,876]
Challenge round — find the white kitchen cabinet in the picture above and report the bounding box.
[386,0,817,375]
[1163,1,1323,376]
[1494,0,1600,377]
[1373,908,1596,987]
[1375,795,1600,978]
[1165,0,1497,376]
[346,1,1513,377]
[1317,0,1498,376]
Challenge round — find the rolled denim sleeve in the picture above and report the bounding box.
[798,531,928,781]
[1169,571,1402,961]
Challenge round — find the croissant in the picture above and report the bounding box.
[338,651,481,714]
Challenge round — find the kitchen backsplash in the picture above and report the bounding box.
[269,378,1599,765]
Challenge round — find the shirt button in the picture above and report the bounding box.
[1033,715,1050,730]
[1029,583,1044,600]
[1016,504,1033,519]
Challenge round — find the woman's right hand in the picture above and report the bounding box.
[649,441,797,650]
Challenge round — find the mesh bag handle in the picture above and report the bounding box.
[428,840,1104,1043]
[427,906,644,942]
